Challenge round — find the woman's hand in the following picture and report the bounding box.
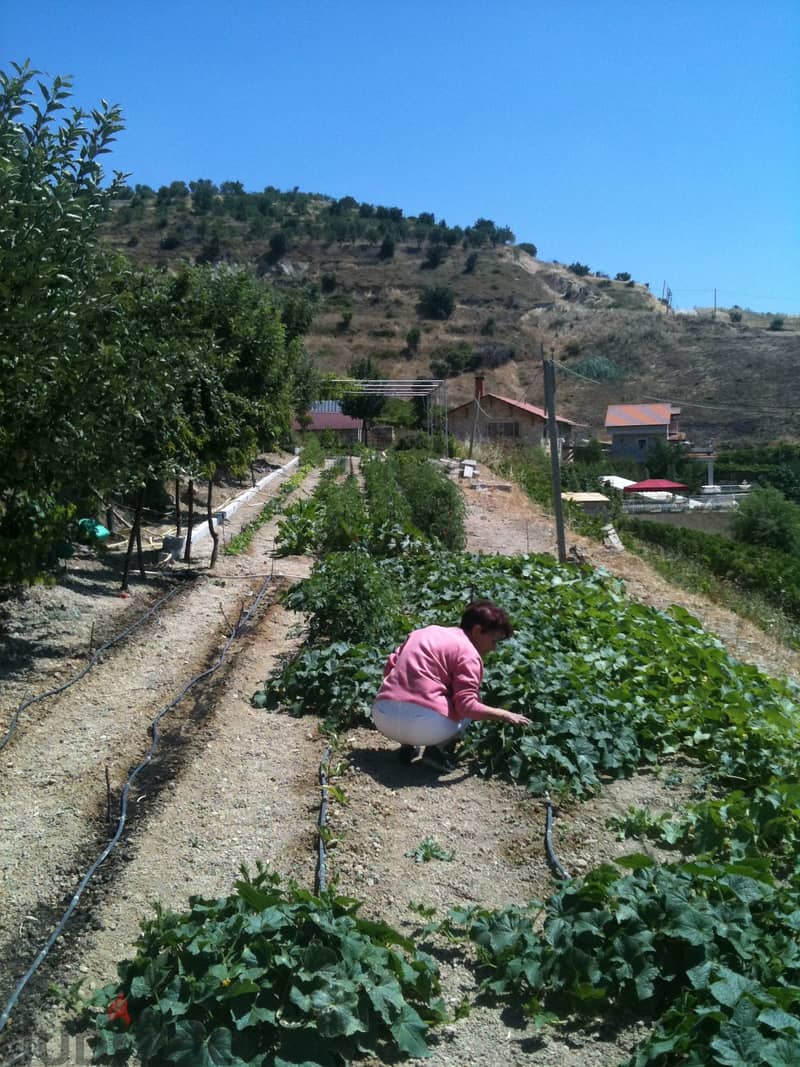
[500,709,531,726]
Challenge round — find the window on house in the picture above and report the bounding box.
[488,421,519,438]
[638,438,647,450]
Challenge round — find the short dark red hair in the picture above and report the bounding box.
[460,600,512,638]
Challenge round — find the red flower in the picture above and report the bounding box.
[108,994,131,1027]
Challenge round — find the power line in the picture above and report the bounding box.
[670,288,799,303]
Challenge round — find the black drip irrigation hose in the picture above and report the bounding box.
[0,574,275,1037]
[0,583,185,754]
[316,744,332,894]
[544,790,570,880]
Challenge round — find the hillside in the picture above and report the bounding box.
[101,186,800,446]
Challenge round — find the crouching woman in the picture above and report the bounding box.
[371,599,530,758]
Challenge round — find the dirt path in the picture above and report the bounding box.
[1,457,797,1066]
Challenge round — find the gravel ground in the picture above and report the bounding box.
[0,459,796,1067]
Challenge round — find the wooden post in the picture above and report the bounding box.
[542,351,567,564]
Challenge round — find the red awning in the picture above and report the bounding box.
[623,479,689,493]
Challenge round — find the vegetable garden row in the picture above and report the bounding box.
[78,453,800,1066]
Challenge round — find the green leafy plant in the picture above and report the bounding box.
[283,551,402,645]
[81,866,447,1066]
[225,465,310,555]
[274,496,324,556]
[439,859,800,1064]
[406,837,454,863]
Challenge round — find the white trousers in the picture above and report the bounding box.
[371,699,470,746]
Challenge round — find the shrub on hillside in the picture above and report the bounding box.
[472,342,515,369]
[421,243,447,269]
[730,487,800,553]
[570,355,623,382]
[568,262,591,276]
[417,286,455,320]
[268,230,288,259]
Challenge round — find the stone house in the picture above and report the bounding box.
[448,377,580,455]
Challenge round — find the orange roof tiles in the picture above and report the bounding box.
[449,393,580,426]
[605,403,676,428]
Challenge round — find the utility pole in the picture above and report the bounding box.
[713,288,717,321]
[541,347,567,563]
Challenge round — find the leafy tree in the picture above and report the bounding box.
[421,243,446,269]
[615,271,631,281]
[568,262,591,276]
[0,61,126,579]
[769,316,785,331]
[517,242,538,257]
[418,286,454,320]
[280,290,317,342]
[643,440,702,492]
[268,230,288,259]
[464,252,478,274]
[730,487,800,553]
[190,178,218,213]
[406,326,421,354]
[170,266,309,565]
[341,357,386,448]
[378,235,395,260]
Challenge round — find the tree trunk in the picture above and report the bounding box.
[135,494,146,579]
[207,474,220,568]
[183,479,194,563]
[121,489,144,591]
[175,479,182,536]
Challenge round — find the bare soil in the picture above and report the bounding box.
[0,460,796,1066]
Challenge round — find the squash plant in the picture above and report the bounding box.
[83,866,447,1066]
[439,857,800,1066]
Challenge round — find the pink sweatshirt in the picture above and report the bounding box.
[375,625,496,721]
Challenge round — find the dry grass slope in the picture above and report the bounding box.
[102,197,800,446]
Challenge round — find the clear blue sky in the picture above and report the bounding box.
[4,0,798,313]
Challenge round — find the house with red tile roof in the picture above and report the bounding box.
[448,377,580,453]
[292,401,363,444]
[605,403,684,459]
